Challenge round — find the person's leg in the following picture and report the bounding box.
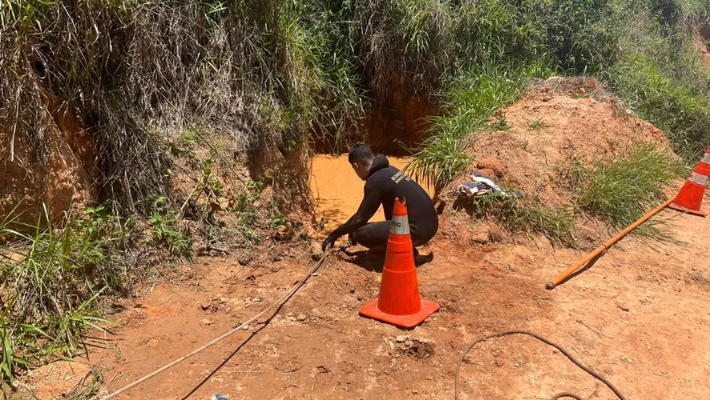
[351,221,391,252]
[409,224,435,247]
[409,224,436,265]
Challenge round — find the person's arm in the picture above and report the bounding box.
[322,181,382,251]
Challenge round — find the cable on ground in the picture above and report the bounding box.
[455,331,626,400]
[98,251,332,400]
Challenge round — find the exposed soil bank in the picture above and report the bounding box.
[0,87,97,226]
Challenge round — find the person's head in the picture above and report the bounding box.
[348,143,374,181]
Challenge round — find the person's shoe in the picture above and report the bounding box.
[414,248,434,267]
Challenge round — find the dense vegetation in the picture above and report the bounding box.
[2,0,710,389]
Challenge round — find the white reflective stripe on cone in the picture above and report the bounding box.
[390,216,410,235]
[690,172,709,186]
[703,152,710,164]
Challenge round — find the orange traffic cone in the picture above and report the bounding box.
[359,198,439,329]
[669,146,710,217]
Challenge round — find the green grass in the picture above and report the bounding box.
[574,143,685,228]
[0,205,127,384]
[606,0,710,161]
[149,196,193,258]
[63,369,103,400]
[611,52,710,160]
[408,62,548,190]
[529,118,547,130]
[489,117,511,131]
[462,194,576,246]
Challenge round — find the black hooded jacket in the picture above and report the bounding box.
[332,154,438,238]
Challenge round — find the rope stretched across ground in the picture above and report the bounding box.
[455,331,627,400]
[98,252,332,400]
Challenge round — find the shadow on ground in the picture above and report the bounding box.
[339,248,434,271]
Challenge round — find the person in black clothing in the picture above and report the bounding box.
[321,144,438,253]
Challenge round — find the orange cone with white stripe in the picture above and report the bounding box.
[359,197,439,329]
[669,146,710,217]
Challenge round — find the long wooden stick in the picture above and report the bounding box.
[546,198,673,290]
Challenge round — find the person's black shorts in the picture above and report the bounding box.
[351,221,434,251]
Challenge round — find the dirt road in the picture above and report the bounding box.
[25,192,710,399]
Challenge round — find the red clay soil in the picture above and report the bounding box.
[23,202,710,400]
[456,77,670,208]
[19,77,710,400]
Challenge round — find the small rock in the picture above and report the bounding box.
[476,158,506,178]
[282,362,303,374]
[296,314,307,322]
[273,226,292,241]
[488,227,505,243]
[395,335,410,343]
[238,256,251,266]
[619,305,630,312]
[470,228,489,245]
[201,319,213,326]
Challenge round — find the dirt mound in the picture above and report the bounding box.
[437,77,673,246]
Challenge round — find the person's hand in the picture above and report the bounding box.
[321,232,341,252]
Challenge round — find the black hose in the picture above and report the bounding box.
[455,331,626,400]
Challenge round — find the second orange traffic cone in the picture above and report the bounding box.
[669,146,710,217]
[359,197,439,329]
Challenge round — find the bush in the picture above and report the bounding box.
[149,196,193,258]
[608,0,710,160]
[575,143,685,228]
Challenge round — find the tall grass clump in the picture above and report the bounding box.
[408,62,548,190]
[575,143,685,228]
[0,206,129,383]
[353,0,452,100]
[612,53,710,159]
[461,194,576,246]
